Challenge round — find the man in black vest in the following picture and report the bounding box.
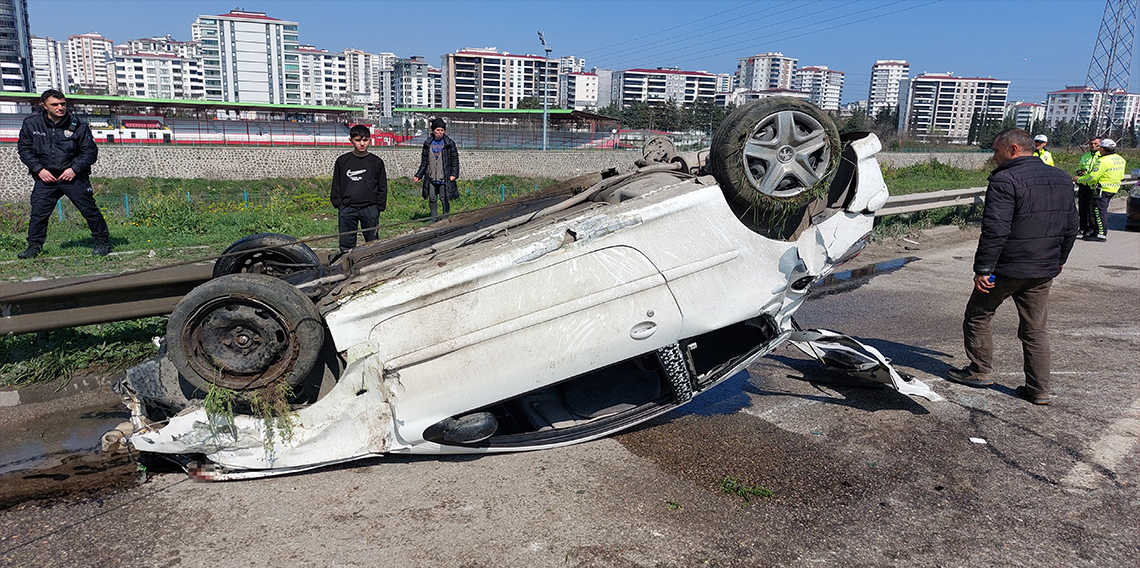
[947,128,1078,405]
[16,89,110,259]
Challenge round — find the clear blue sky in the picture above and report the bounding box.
[30,0,1121,104]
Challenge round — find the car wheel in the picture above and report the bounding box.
[167,273,324,395]
[213,233,322,279]
[709,97,839,211]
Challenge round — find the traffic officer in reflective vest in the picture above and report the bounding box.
[1032,134,1054,166]
[1073,137,1126,242]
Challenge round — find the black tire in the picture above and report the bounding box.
[167,273,325,394]
[708,97,840,211]
[213,233,322,279]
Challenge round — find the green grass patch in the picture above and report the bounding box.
[719,476,774,502]
[0,317,164,388]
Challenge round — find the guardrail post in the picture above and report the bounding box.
[57,201,63,221]
[500,184,506,201]
[125,194,130,218]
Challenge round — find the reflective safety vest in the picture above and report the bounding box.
[1076,152,1126,194]
[1077,151,1099,175]
[1033,148,1054,166]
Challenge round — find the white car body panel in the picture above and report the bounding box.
[124,130,939,479]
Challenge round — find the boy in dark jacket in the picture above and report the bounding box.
[17,89,110,258]
[413,118,460,221]
[331,125,387,253]
[947,128,1078,405]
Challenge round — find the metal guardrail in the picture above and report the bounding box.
[4,178,1136,336]
[877,187,986,216]
[876,176,1136,217]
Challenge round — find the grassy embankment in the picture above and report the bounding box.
[1,151,1133,387]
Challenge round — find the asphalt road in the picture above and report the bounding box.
[1,209,1137,568]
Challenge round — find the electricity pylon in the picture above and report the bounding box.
[1085,0,1137,137]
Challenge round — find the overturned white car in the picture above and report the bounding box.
[113,99,940,480]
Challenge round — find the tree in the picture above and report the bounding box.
[517,96,541,110]
[839,105,866,134]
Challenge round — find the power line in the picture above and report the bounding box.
[575,0,765,57]
[586,1,809,68]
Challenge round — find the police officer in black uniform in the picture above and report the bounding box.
[16,89,110,259]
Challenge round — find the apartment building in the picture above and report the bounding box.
[793,65,843,111]
[558,55,585,74]
[428,66,442,108]
[1044,86,1140,132]
[344,49,395,116]
[31,35,67,92]
[614,67,717,107]
[0,0,32,92]
[116,35,198,59]
[736,52,797,91]
[394,55,436,108]
[296,45,346,106]
[591,67,615,109]
[111,52,203,99]
[867,60,909,117]
[900,72,1010,143]
[716,88,809,107]
[558,71,598,110]
[191,9,300,104]
[66,32,113,93]
[441,47,559,109]
[1005,101,1045,130]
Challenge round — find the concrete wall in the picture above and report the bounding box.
[0,145,991,201]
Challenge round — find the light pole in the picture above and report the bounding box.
[538,31,551,151]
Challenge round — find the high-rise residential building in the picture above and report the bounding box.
[394,55,436,108]
[715,73,733,94]
[558,55,585,74]
[736,52,797,91]
[31,35,68,93]
[191,9,300,104]
[427,66,442,108]
[867,60,909,117]
[793,66,844,111]
[1044,86,1140,132]
[351,50,395,116]
[1005,101,1045,130]
[0,0,32,92]
[591,67,615,109]
[559,72,598,110]
[111,52,203,99]
[115,35,199,59]
[66,32,113,94]
[614,67,718,107]
[441,47,559,109]
[296,45,347,106]
[900,72,1010,143]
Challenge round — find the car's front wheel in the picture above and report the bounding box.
[166,273,324,396]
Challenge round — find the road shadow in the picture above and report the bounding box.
[1107,211,1130,232]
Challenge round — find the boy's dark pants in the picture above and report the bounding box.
[27,179,110,247]
[337,204,379,252]
[962,276,1053,396]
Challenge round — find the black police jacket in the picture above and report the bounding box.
[16,110,99,181]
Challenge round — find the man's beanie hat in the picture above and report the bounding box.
[1100,138,1117,149]
[431,117,446,130]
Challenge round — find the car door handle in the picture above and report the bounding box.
[630,321,657,340]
